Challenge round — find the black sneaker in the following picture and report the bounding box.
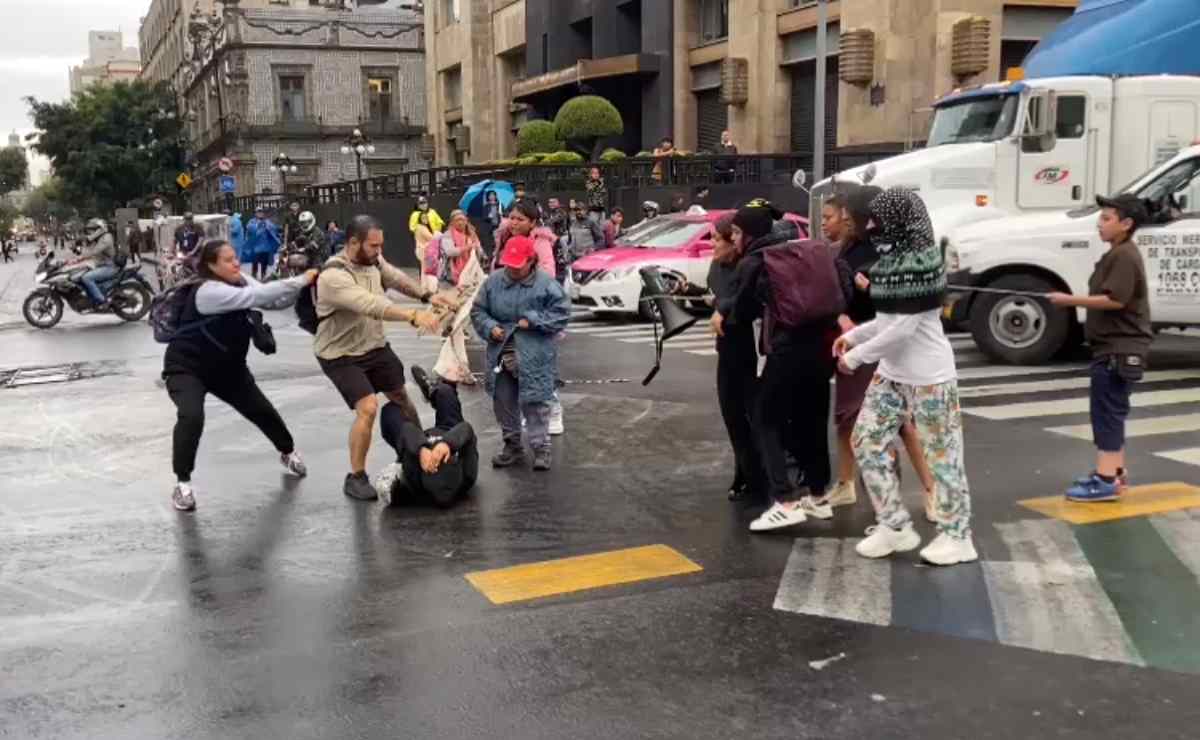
[491,445,525,468]
[343,472,378,501]
[532,449,551,472]
[410,365,433,404]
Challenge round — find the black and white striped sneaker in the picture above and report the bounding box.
[749,502,807,532]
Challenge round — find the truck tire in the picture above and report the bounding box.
[970,274,1069,365]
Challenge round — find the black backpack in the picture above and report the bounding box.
[149,279,218,343]
[295,259,350,335]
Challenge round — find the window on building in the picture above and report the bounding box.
[279,75,306,122]
[368,77,393,123]
[442,67,462,111]
[441,0,460,28]
[699,0,729,44]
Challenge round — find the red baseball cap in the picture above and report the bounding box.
[500,236,537,268]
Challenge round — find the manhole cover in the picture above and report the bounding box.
[0,362,124,389]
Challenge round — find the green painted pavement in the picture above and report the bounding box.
[1074,518,1200,674]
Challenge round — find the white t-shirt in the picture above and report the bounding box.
[842,309,956,386]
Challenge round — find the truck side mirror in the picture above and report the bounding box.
[1021,89,1058,152]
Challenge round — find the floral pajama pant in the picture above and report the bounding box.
[851,376,972,539]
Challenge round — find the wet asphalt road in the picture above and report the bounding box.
[2,246,1200,739]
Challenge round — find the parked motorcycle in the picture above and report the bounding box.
[22,253,155,329]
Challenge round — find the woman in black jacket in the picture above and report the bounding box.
[163,239,316,511]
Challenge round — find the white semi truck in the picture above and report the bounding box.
[812,0,1200,364]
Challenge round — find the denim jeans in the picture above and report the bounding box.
[81,264,119,304]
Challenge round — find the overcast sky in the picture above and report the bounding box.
[0,0,145,177]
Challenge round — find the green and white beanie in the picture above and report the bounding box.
[867,187,945,314]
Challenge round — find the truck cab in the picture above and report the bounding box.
[945,145,1200,364]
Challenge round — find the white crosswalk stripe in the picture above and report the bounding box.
[964,388,1200,421]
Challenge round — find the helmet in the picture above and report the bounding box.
[84,218,107,242]
[642,201,660,215]
[298,211,317,232]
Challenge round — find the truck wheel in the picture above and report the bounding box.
[970,274,1069,365]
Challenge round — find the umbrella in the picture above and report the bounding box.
[458,180,515,219]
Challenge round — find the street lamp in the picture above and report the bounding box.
[340,128,376,182]
[271,152,298,194]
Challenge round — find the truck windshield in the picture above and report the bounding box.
[928,95,1019,147]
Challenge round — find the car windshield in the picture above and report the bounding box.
[927,94,1019,146]
[616,220,711,249]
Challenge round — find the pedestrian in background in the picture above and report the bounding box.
[835,187,977,566]
[715,129,738,184]
[585,166,608,222]
[564,199,606,265]
[472,235,570,472]
[604,207,625,247]
[482,190,503,262]
[653,136,675,183]
[314,215,448,502]
[162,238,314,512]
[227,211,245,264]
[1049,194,1152,502]
[326,220,346,254]
[282,201,302,246]
[244,207,282,281]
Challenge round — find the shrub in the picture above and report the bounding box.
[516,120,562,156]
[516,154,544,166]
[554,96,624,157]
[542,150,585,164]
[599,148,627,162]
[634,150,653,158]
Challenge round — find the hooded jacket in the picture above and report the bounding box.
[492,223,557,278]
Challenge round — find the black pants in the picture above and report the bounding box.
[379,381,478,506]
[755,349,832,503]
[165,368,295,481]
[716,334,762,492]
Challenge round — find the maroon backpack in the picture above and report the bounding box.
[761,239,848,351]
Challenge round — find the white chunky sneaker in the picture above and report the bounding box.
[920,533,979,566]
[373,463,403,506]
[172,482,196,512]
[821,479,857,507]
[749,502,807,532]
[280,451,308,477]
[855,523,921,559]
[799,495,834,520]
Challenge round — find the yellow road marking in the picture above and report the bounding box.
[464,544,703,605]
[1018,482,1200,525]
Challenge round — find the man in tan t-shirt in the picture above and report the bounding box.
[316,214,455,501]
[1049,193,1152,503]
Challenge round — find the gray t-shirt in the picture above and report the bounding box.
[82,234,116,266]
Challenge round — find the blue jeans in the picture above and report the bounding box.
[81,264,118,305]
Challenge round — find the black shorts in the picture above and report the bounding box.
[319,345,406,409]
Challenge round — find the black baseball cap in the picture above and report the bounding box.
[1096,193,1149,227]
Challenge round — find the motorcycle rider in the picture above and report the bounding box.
[634,201,660,229]
[294,210,329,268]
[69,218,119,309]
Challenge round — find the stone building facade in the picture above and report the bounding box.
[425,0,1078,165]
[141,0,426,209]
[69,30,142,94]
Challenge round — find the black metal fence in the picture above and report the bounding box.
[225,151,899,213]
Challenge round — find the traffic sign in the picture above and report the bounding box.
[217,157,234,173]
[219,175,236,193]
[176,172,193,190]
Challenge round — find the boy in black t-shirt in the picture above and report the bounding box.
[1049,194,1152,502]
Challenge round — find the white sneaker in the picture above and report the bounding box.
[172,482,196,512]
[373,462,403,506]
[855,523,921,559]
[749,502,807,532]
[548,400,565,436]
[821,479,857,507]
[799,495,833,520]
[280,451,307,477]
[920,533,979,566]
